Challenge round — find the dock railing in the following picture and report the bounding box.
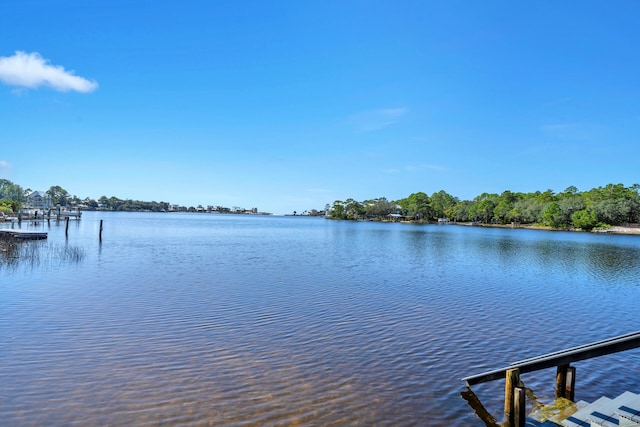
[462,330,640,427]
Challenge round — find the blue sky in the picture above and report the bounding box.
[1,1,639,214]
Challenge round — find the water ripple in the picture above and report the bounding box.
[2,215,640,426]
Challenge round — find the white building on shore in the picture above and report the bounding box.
[25,191,52,209]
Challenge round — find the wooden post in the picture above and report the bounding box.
[555,365,566,398]
[99,220,103,241]
[65,216,69,236]
[565,366,576,401]
[505,368,520,426]
[556,364,575,400]
[513,387,526,427]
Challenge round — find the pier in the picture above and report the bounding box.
[15,207,82,222]
[0,229,48,240]
[463,331,640,426]
[55,211,82,219]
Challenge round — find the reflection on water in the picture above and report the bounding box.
[0,235,21,264]
[1,213,640,426]
[0,235,84,271]
[461,387,500,427]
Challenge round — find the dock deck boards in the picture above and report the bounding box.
[0,229,48,239]
[560,392,640,427]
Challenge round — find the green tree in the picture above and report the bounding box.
[493,200,513,224]
[398,192,431,221]
[344,198,364,219]
[541,201,564,228]
[593,199,631,225]
[450,200,472,222]
[513,195,546,223]
[0,203,10,213]
[535,189,556,204]
[571,209,598,231]
[0,179,25,202]
[507,207,522,223]
[47,185,70,206]
[557,196,584,227]
[364,197,395,218]
[430,190,457,219]
[83,197,98,208]
[330,200,346,219]
[107,196,123,210]
[493,190,525,224]
[563,185,579,196]
[469,193,498,223]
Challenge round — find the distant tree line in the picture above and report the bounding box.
[0,180,263,214]
[1,180,176,213]
[329,184,640,230]
[0,179,24,213]
[3,179,640,229]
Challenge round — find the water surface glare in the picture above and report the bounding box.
[2,212,640,426]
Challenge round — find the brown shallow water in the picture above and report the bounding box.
[2,212,640,426]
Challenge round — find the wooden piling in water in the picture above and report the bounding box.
[65,217,69,236]
[99,220,103,241]
[505,368,521,426]
[555,364,575,401]
[513,387,526,427]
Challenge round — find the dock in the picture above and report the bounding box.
[463,331,640,426]
[56,211,82,219]
[16,208,82,222]
[0,229,48,240]
[559,390,640,427]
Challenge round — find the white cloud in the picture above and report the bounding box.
[0,51,98,93]
[350,108,408,132]
[0,160,12,176]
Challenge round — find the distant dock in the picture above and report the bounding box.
[16,208,82,222]
[0,229,48,240]
[56,211,82,219]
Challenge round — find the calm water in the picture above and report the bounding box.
[2,212,640,426]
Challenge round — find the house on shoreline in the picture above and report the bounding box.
[25,191,52,209]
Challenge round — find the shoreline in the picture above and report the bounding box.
[453,222,640,235]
